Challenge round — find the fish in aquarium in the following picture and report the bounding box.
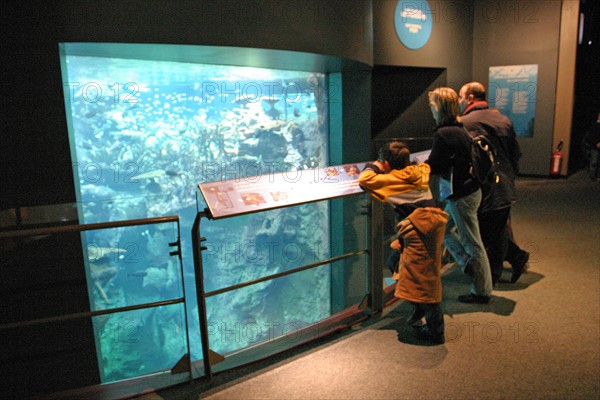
[63,48,331,382]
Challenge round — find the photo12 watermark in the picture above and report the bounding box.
[444,321,540,343]
[64,82,141,104]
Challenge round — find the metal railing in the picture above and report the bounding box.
[0,215,192,396]
[192,199,372,380]
[0,196,389,395]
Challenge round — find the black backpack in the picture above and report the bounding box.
[469,134,500,186]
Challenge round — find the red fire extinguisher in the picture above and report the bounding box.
[550,140,564,177]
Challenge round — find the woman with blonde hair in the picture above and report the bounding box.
[426,87,493,305]
[428,87,460,126]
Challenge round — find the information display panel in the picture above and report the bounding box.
[489,64,538,138]
[199,163,367,219]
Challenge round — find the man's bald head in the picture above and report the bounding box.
[460,82,486,102]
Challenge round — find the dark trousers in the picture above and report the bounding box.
[506,235,525,265]
[504,220,528,269]
[411,302,444,338]
[478,207,511,284]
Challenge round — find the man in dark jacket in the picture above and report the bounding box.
[459,82,528,284]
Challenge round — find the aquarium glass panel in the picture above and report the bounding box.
[83,222,182,312]
[60,43,329,382]
[329,196,369,257]
[330,253,370,314]
[201,201,330,294]
[206,266,330,355]
[92,303,187,382]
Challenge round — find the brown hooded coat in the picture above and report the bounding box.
[392,207,448,303]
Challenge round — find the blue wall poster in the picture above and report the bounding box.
[488,64,538,138]
[394,0,433,50]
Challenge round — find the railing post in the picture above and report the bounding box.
[191,211,212,380]
[369,199,384,315]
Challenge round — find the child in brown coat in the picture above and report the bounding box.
[391,206,448,344]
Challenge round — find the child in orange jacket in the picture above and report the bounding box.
[360,141,448,344]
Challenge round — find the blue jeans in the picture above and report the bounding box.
[443,189,493,296]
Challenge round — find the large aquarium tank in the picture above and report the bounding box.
[60,43,330,383]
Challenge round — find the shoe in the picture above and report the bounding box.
[492,275,501,287]
[458,294,491,304]
[406,308,425,326]
[411,325,445,344]
[510,251,529,283]
[510,268,524,283]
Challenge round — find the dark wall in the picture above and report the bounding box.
[471,0,562,176]
[0,0,374,210]
[371,0,474,142]
[570,0,600,173]
[372,0,572,177]
[371,66,446,140]
[0,232,98,398]
[1,3,73,210]
[373,0,474,88]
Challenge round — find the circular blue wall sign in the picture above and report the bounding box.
[394,0,433,50]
